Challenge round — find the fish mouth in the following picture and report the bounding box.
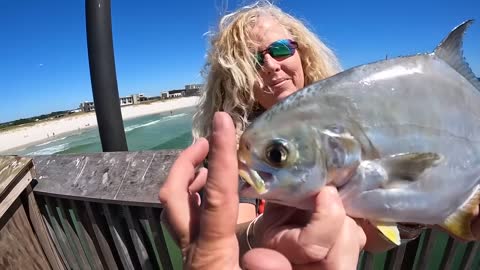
[237,137,272,195]
[238,164,266,194]
[238,160,272,195]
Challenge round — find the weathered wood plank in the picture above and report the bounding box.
[32,151,181,206]
[415,229,438,270]
[25,185,65,270]
[362,252,375,270]
[39,197,70,268]
[139,216,163,269]
[357,251,365,270]
[68,200,105,270]
[384,243,407,270]
[55,198,92,269]
[0,156,32,197]
[459,242,479,270]
[399,233,422,270]
[0,198,50,270]
[145,207,174,270]
[43,196,81,270]
[439,237,461,270]
[103,204,138,269]
[84,202,119,270]
[0,163,33,218]
[123,205,153,270]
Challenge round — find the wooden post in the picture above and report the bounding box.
[0,156,64,270]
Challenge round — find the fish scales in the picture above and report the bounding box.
[238,20,480,244]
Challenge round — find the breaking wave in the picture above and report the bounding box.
[35,136,67,147]
[124,113,188,133]
[27,143,71,155]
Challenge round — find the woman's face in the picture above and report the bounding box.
[251,16,305,109]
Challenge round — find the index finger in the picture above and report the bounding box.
[158,138,209,247]
[160,137,209,197]
[198,112,240,241]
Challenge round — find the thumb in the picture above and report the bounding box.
[242,248,292,270]
[198,112,240,242]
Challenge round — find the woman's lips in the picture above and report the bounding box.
[270,79,287,88]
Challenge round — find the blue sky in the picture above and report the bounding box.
[1,0,479,123]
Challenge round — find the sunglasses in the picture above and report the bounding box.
[255,39,298,66]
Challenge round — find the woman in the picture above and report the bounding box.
[160,1,421,269]
[193,0,401,250]
[192,1,343,225]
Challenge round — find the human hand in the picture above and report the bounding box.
[253,187,367,270]
[159,112,292,270]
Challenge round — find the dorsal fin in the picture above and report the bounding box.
[433,19,480,90]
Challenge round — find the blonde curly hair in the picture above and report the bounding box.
[192,1,342,143]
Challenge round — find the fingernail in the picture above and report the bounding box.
[323,186,339,196]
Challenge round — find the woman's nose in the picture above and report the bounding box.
[262,54,281,73]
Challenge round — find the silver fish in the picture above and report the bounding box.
[238,20,480,245]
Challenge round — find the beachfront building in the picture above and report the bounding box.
[79,94,147,112]
[120,96,134,106]
[160,84,203,99]
[120,94,147,106]
[184,84,203,96]
[185,84,202,90]
[80,101,95,112]
[133,93,147,103]
[169,90,186,98]
[161,92,169,99]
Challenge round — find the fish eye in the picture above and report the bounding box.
[265,140,289,167]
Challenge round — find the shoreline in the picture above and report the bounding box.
[0,96,200,154]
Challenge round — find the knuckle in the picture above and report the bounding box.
[158,187,171,204]
[300,244,329,262]
[326,202,346,225]
[203,188,231,209]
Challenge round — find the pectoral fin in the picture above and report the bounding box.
[441,185,480,241]
[370,220,401,245]
[380,152,443,184]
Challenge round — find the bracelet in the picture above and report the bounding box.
[246,213,263,250]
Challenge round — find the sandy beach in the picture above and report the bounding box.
[0,96,200,153]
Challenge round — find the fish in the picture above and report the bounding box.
[237,20,480,246]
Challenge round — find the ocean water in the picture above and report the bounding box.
[12,107,195,156]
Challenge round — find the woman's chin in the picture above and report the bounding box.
[275,88,297,101]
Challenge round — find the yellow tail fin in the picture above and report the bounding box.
[442,184,480,241]
[371,220,401,245]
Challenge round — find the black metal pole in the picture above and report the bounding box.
[85,0,128,152]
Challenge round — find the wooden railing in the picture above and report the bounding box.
[32,196,180,270]
[358,229,479,270]
[31,150,184,270]
[1,151,480,269]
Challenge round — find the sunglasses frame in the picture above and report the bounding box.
[255,39,298,66]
